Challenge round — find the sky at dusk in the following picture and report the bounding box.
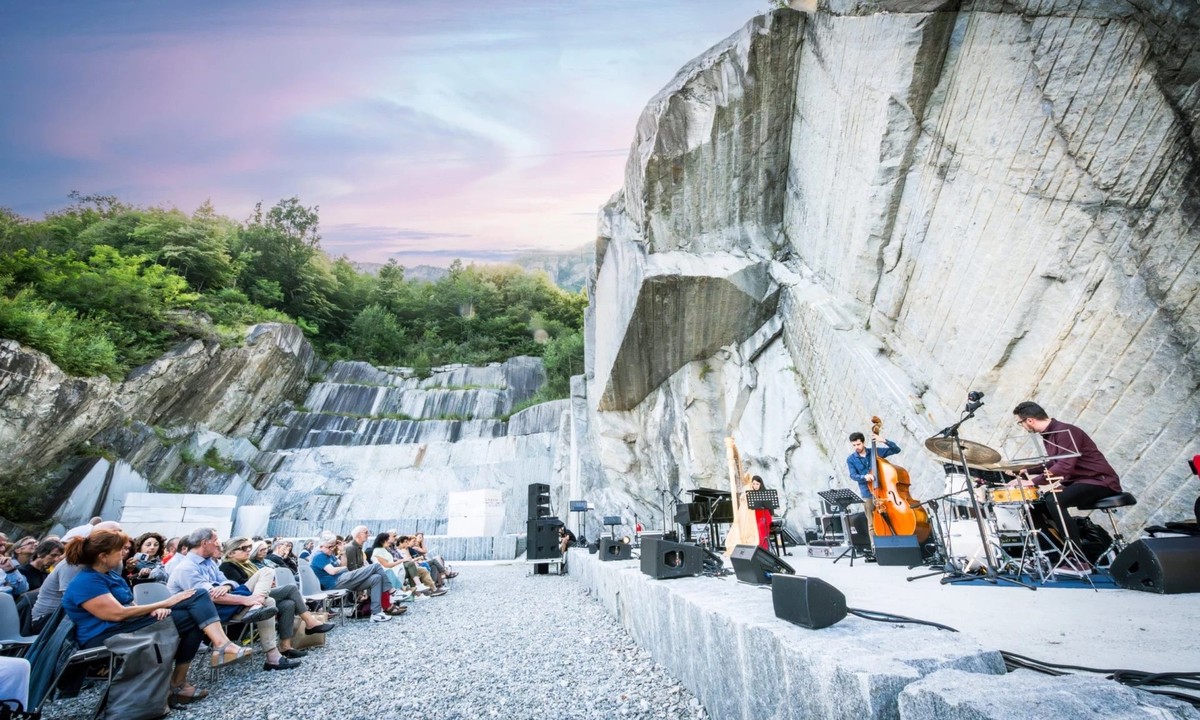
[0,0,766,266]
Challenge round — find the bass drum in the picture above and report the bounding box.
[945,519,1004,573]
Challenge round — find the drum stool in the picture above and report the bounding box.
[1078,492,1137,565]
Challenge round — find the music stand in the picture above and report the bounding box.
[603,516,623,540]
[814,489,865,565]
[746,489,778,511]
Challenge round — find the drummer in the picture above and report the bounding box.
[1011,401,1123,563]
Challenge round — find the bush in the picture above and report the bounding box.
[0,284,122,377]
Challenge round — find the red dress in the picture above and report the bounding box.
[755,508,773,550]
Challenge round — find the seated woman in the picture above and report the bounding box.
[249,541,270,570]
[62,529,249,705]
[219,538,333,660]
[11,537,37,567]
[368,532,413,599]
[264,540,298,573]
[126,532,169,585]
[410,532,457,583]
[17,538,64,592]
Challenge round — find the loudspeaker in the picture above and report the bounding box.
[847,512,871,550]
[729,544,794,585]
[641,540,703,579]
[1110,537,1200,594]
[599,538,632,561]
[771,574,847,629]
[526,517,562,561]
[528,483,551,520]
[873,535,923,567]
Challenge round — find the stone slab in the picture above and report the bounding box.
[122,492,183,509]
[182,506,235,523]
[182,494,237,508]
[119,507,185,523]
[899,668,1200,719]
[569,550,1005,719]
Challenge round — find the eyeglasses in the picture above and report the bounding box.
[237,545,253,552]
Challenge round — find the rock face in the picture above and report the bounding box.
[583,3,1200,537]
[0,323,315,486]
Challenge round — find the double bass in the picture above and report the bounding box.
[868,416,931,542]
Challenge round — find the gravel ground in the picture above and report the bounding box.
[43,563,709,720]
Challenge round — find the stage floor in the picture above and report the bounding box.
[757,548,1200,673]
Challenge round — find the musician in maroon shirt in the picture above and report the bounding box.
[1013,401,1123,563]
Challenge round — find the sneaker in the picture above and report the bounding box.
[429,588,448,597]
[370,612,391,623]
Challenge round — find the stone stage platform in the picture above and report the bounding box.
[566,548,1200,719]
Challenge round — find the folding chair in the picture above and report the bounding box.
[132,583,170,606]
[0,595,37,657]
[21,609,111,718]
[296,563,348,625]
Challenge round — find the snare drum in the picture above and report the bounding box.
[989,487,1039,504]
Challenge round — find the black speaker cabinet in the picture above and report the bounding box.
[526,517,562,561]
[729,544,794,585]
[641,540,703,579]
[599,538,632,561]
[528,483,551,520]
[873,535,923,567]
[1110,537,1200,594]
[772,574,847,630]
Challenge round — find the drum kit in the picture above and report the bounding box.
[919,436,1093,588]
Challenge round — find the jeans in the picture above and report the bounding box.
[269,584,306,640]
[81,588,219,664]
[334,564,391,614]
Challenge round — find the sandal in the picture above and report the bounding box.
[169,684,209,705]
[210,641,250,668]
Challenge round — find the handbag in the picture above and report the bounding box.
[291,612,328,650]
[99,619,180,720]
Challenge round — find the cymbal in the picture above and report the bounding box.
[923,436,1001,465]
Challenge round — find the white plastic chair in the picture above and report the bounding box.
[132,583,170,606]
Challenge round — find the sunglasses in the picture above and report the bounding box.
[237,545,253,552]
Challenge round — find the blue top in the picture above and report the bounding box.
[63,568,133,648]
[310,551,338,590]
[846,440,901,499]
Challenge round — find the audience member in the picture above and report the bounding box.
[395,536,446,596]
[11,537,37,566]
[17,539,63,592]
[264,540,298,573]
[127,532,169,584]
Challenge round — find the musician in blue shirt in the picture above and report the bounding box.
[846,431,901,515]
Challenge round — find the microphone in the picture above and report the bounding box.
[965,390,985,413]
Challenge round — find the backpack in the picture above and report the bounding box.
[97,619,180,720]
[1075,516,1113,564]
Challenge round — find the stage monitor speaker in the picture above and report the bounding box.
[729,544,795,585]
[599,538,632,562]
[641,540,703,579]
[771,574,847,629]
[1110,537,1200,594]
[873,535,923,567]
[526,518,562,561]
